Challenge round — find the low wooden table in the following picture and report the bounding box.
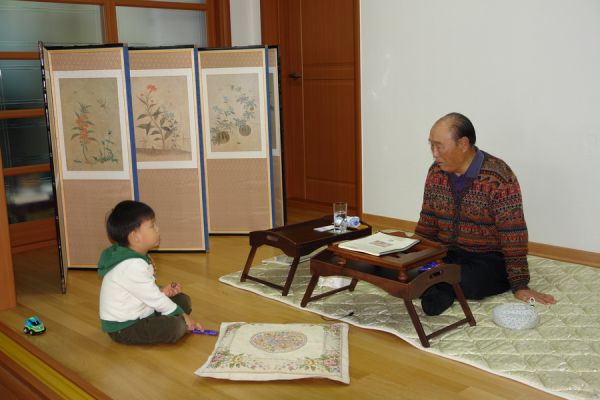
[300,232,476,347]
[240,216,372,296]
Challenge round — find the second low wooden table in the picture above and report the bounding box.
[300,233,476,347]
[240,216,372,296]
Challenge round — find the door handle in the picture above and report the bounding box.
[288,72,302,80]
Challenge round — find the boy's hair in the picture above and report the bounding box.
[106,200,155,246]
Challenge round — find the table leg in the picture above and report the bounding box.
[240,246,258,282]
[300,273,320,307]
[403,298,431,348]
[282,256,301,296]
[453,284,476,326]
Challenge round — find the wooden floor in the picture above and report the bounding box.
[0,209,560,400]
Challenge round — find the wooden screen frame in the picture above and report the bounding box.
[267,46,286,227]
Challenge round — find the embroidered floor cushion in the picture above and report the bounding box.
[195,322,349,383]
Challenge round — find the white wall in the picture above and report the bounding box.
[230,0,261,46]
[232,0,600,252]
[361,0,600,252]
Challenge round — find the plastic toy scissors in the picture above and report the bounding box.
[192,329,219,336]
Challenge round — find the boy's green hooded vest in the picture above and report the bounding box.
[98,244,148,277]
[98,244,182,332]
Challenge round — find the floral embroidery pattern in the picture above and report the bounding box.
[249,331,307,353]
[207,350,251,369]
[293,351,341,373]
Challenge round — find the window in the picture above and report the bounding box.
[1,0,225,251]
[0,1,103,52]
[117,7,207,47]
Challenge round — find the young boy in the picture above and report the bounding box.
[98,200,202,345]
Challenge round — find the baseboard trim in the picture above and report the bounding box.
[527,242,600,268]
[362,213,600,268]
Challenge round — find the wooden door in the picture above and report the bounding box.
[261,0,361,214]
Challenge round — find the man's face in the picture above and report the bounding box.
[428,120,470,174]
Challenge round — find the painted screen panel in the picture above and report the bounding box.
[43,45,137,270]
[129,48,208,250]
[198,48,274,233]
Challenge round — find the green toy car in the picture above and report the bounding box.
[23,316,46,335]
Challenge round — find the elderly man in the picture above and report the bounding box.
[416,112,556,316]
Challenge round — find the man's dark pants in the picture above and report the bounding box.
[420,248,511,316]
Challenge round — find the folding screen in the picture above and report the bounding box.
[129,47,208,250]
[198,47,276,233]
[267,46,285,227]
[42,44,137,272]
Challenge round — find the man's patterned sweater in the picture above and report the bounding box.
[415,152,530,292]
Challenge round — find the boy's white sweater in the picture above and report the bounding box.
[99,258,178,323]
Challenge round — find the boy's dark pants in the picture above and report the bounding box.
[420,248,511,316]
[108,293,192,345]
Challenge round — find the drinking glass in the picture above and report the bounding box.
[333,201,347,233]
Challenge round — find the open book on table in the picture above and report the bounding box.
[338,232,420,256]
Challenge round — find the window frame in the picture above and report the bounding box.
[0,0,230,172]
[0,0,229,124]
[0,0,230,251]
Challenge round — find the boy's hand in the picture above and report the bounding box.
[183,314,203,332]
[160,282,181,297]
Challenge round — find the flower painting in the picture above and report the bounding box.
[57,76,124,174]
[71,102,118,165]
[130,73,195,167]
[202,69,266,158]
[136,83,180,152]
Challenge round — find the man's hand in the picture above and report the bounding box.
[514,288,556,305]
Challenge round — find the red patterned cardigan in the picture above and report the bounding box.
[415,152,530,292]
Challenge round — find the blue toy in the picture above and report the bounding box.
[23,316,46,335]
[192,329,219,336]
[418,261,439,272]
